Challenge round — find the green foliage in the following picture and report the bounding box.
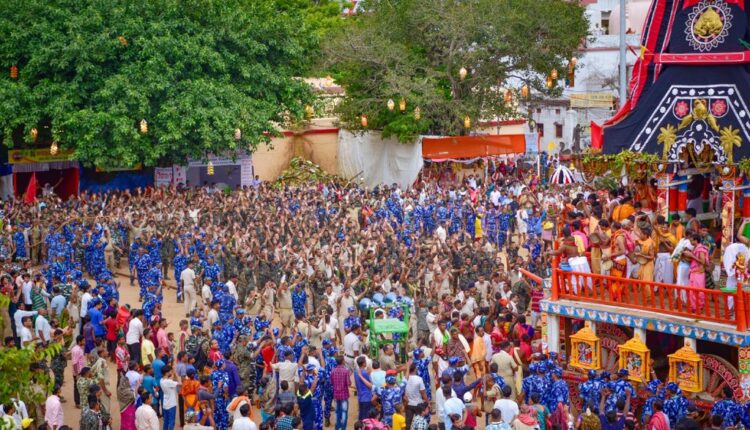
[324,0,589,142]
[0,0,318,167]
[0,342,61,406]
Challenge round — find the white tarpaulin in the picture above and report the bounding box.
[337,130,423,189]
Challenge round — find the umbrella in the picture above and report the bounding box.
[550,165,576,185]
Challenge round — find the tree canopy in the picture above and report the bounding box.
[0,0,329,167]
[324,0,589,142]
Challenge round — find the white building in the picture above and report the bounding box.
[530,0,650,153]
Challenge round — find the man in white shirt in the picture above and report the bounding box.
[135,391,160,430]
[490,189,502,207]
[126,310,145,364]
[225,274,239,301]
[442,386,465,430]
[35,308,52,344]
[19,316,35,348]
[13,309,37,337]
[232,404,257,430]
[343,326,362,372]
[459,287,478,317]
[435,223,447,243]
[159,365,182,430]
[179,262,197,316]
[426,304,439,335]
[492,385,519,424]
[404,363,428,428]
[271,350,300,389]
[206,301,220,329]
[201,279,214,315]
[80,285,93,318]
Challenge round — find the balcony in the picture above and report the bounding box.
[524,264,750,348]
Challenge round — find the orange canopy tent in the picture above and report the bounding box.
[421,134,526,159]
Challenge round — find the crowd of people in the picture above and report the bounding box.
[0,161,743,430]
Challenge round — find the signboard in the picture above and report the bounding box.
[525,133,539,155]
[8,148,75,164]
[173,166,187,185]
[154,167,174,187]
[570,93,615,109]
[188,151,250,167]
[240,157,254,187]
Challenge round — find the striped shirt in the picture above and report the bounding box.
[531,288,544,313]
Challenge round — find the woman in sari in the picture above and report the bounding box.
[117,371,136,430]
[686,231,709,312]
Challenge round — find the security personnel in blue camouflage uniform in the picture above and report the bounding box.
[413,348,433,400]
[641,379,664,425]
[664,382,689,425]
[301,363,325,430]
[322,339,338,426]
[603,381,618,413]
[711,386,741,429]
[211,359,231,430]
[544,367,569,413]
[212,320,232,355]
[579,370,602,411]
[374,373,407,426]
[292,284,307,318]
[135,248,151,300]
[343,307,362,333]
[203,255,221,283]
[442,357,469,382]
[613,369,636,408]
[521,363,549,404]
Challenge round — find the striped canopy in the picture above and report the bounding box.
[550,165,577,185]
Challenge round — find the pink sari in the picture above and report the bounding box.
[121,404,136,430]
[688,244,708,311]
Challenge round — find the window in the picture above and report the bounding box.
[555,109,561,115]
[536,108,542,114]
[538,123,544,137]
[555,124,563,138]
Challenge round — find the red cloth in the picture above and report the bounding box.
[23,172,37,204]
[648,411,670,430]
[261,345,275,372]
[590,121,602,150]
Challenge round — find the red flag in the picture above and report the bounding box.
[591,121,603,150]
[24,172,37,204]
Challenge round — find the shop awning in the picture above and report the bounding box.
[421,135,526,159]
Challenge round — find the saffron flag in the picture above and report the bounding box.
[24,172,37,204]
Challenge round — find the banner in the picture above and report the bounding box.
[173,165,187,185]
[154,167,174,187]
[525,133,539,155]
[9,148,75,164]
[570,93,615,109]
[188,151,250,167]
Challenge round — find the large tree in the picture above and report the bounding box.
[324,0,589,142]
[0,0,326,167]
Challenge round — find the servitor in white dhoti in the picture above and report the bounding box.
[654,216,677,284]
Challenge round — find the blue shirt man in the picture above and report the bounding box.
[354,357,374,420]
